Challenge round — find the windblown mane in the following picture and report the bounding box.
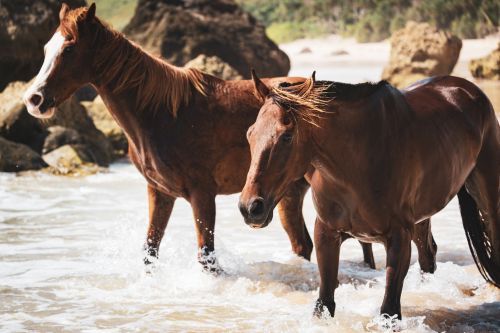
[270,79,389,126]
[61,7,206,117]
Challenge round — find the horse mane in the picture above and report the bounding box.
[270,79,389,126]
[60,7,206,117]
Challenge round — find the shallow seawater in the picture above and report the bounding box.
[0,163,499,332]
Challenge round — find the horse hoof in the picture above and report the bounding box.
[199,255,224,276]
[313,299,335,318]
[203,264,225,276]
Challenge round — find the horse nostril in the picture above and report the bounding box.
[248,198,265,218]
[45,96,55,108]
[29,93,43,107]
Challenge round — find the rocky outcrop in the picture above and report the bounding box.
[0,80,114,173]
[44,95,114,166]
[43,126,83,154]
[43,144,101,175]
[185,55,243,80]
[123,0,290,79]
[470,43,500,80]
[82,97,128,158]
[0,0,85,90]
[382,22,462,88]
[0,136,47,172]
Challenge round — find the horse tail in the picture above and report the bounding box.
[457,186,500,287]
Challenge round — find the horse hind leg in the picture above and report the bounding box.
[459,120,500,287]
[412,218,437,273]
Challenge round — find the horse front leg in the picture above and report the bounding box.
[277,178,313,260]
[189,190,221,274]
[144,184,176,264]
[314,218,341,317]
[380,227,412,320]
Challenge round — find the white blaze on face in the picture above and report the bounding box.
[23,31,65,118]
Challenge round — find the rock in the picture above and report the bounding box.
[43,126,83,154]
[184,55,243,80]
[82,96,128,158]
[44,95,114,166]
[0,136,47,172]
[123,0,290,79]
[382,22,462,88]
[0,81,47,152]
[331,50,349,56]
[0,0,86,91]
[42,144,100,175]
[469,43,500,80]
[0,80,113,165]
[299,47,312,54]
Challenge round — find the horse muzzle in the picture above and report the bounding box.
[238,196,274,229]
[23,89,56,119]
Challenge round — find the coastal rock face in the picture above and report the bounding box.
[0,0,86,90]
[382,22,462,88]
[470,43,500,80]
[82,97,128,158]
[185,55,243,80]
[123,0,290,78]
[0,136,47,172]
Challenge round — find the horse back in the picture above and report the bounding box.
[402,76,495,136]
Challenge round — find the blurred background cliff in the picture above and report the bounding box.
[0,0,498,174]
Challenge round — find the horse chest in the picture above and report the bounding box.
[129,145,185,198]
[311,176,389,239]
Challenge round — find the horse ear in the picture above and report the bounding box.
[86,3,96,21]
[251,69,270,102]
[301,71,316,96]
[59,3,69,21]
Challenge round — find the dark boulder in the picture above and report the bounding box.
[123,0,290,79]
[43,126,84,154]
[0,136,47,172]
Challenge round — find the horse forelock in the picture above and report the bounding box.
[59,6,206,117]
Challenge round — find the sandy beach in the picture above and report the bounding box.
[280,34,499,79]
[281,35,500,119]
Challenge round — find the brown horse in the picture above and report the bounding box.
[240,72,500,319]
[21,4,380,271]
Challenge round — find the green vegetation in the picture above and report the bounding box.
[236,0,499,43]
[92,0,138,30]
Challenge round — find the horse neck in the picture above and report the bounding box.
[310,92,412,178]
[89,26,181,144]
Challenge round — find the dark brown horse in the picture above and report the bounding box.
[21,4,380,271]
[240,72,500,319]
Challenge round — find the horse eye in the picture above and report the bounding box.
[282,132,293,143]
[63,45,74,54]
